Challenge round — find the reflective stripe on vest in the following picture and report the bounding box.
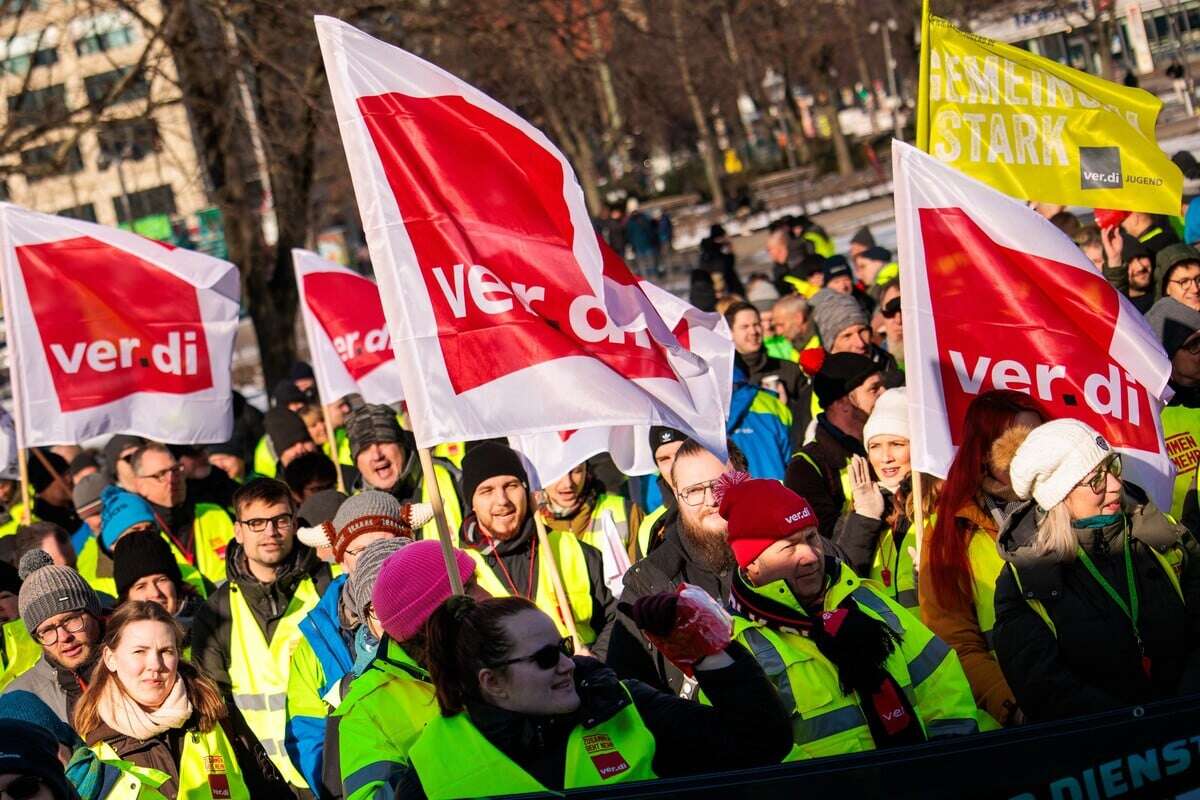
[583,494,630,550]
[966,529,1005,650]
[465,530,597,643]
[192,504,235,586]
[227,577,320,787]
[1160,404,1200,522]
[409,684,656,798]
[868,522,919,611]
[0,618,39,691]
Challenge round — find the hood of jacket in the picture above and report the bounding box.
[225,536,323,602]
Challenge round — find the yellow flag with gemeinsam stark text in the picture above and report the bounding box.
[916,10,1182,216]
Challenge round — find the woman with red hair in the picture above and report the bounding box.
[919,390,1047,727]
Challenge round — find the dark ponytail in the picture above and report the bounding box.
[424,595,538,715]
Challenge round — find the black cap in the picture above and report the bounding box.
[272,378,314,408]
[298,489,348,528]
[823,254,852,282]
[860,246,892,263]
[461,442,528,506]
[26,450,67,495]
[264,407,311,455]
[0,721,75,800]
[648,426,687,457]
[102,434,144,481]
[112,530,183,599]
[289,361,315,381]
[813,352,880,407]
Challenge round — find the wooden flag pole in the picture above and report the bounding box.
[911,468,925,571]
[531,499,586,652]
[321,403,346,495]
[16,448,29,524]
[418,446,464,595]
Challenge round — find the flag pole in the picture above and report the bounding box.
[321,403,346,495]
[531,494,586,652]
[916,0,932,152]
[0,206,29,525]
[911,469,925,570]
[15,448,29,524]
[418,445,464,595]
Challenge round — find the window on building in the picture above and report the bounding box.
[0,28,59,74]
[97,119,159,162]
[7,83,67,127]
[56,203,97,223]
[83,67,149,107]
[0,0,43,18]
[113,184,175,223]
[20,141,84,182]
[74,24,135,56]
[72,11,137,55]
[2,46,57,74]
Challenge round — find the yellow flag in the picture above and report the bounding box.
[917,10,1182,216]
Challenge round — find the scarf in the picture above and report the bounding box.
[97,673,193,741]
[729,565,925,749]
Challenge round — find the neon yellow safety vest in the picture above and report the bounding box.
[803,231,835,258]
[967,529,1006,653]
[793,451,853,515]
[636,505,667,561]
[0,618,39,691]
[875,262,900,285]
[188,504,236,586]
[90,743,169,800]
[0,500,34,538]
[335,639,437,800]
[75,534,209,601]
[782,275,820,298]
[323,428,353,467]
[253,435,276,479]
[415,465,464,546]
[409,684,657,798]
[1160,405,1200,523]
[432,441,465,468]
[93,722,251,800]
[869,521,919,611]
[580,494,630,551]
[719,564,984,761]
[466,529,597,644]
[226,577,321,788]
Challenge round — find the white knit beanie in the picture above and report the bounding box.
[863,387,908,445]
[1009,419,1113,510]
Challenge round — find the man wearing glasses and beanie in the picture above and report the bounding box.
[3,549,103,725]
[192,478,335,794]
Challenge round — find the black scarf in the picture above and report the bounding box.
[730,564,925,749]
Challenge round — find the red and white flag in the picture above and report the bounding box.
[0,204,239,446]
[293,248,405,406]
[315,17,731,457]
[893,142,1175,508]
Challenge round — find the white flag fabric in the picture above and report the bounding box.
[293,248,406,406]
[0,203,239,446]
[893,141,1175,508]
[315,17,731,456]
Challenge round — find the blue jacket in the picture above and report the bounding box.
[728,369,792,481]
[286,573,354,797]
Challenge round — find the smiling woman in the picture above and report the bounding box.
[73,601,252,799]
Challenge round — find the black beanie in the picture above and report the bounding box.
[26,450,68,495]
[272,378,313,407]
[461,442,528,505]
[112,530,183,599]
[0,559,19,596]
[648,426,687,458]
[264,407,312,455]
[813,352,880,408]
[0,722,75,800]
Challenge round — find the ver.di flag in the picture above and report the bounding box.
[916,6,1182,215]
[315,17,731,455]
[0,203,239,446]
[293,248,406,406]
[893,141,1175,509]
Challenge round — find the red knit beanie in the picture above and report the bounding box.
[715,472,817,568]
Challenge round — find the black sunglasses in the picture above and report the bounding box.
[881,298,902,318]
[2,776,45,800]
[491,637,574,670]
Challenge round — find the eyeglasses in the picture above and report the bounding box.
[677,480,719,507]
[1,775,46,800]
[881,298,902,319]
[138,464,184,483]
[237,513,295,533]
[1078,454,1122,494]
[34,611,88,645]
[1169,275,1200,290]
[490,637,574,670]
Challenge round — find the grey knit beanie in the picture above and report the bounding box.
[17,550,101,635]
[811,291,869,349]
[307,490,431,562]
[346,404,406,462]
[1146,296,1200,358]
[348,537,411,622]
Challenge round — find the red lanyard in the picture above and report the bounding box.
[479,527,536,599]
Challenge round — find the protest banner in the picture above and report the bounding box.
[293,248,406,407]
[0,203,239,449]
[892,141,1175,509]
[916,4,1182,215]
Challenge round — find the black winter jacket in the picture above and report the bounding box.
[785,415,863,539]
[606,522,733,696]
[993,489,1200,722]
[460,514,616,661]
[395,646,792,799]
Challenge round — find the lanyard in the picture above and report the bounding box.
[1074,521,1151,678]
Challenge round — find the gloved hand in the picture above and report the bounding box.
[620,583,732,676]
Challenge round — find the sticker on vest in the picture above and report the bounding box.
[584,733,630,780]
[206,755,231,799]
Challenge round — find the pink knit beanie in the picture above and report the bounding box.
[372,539,477,641]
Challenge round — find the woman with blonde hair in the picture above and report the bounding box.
[74,601,250,799]
[993,419,1200,722]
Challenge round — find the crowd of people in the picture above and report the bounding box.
[2,188,1200,800]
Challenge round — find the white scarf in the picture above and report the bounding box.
[97,673,193,741]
